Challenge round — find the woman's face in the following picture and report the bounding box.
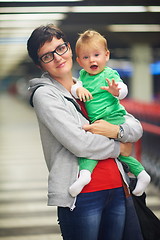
[37,37,73,80]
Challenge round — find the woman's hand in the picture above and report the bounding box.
[83,119,119,139]
[83,119,133,156]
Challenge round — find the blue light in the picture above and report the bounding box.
[151,61,160,75]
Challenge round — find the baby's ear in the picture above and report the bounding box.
[105,50,110,61]
[76,57,81,66]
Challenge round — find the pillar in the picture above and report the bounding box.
[130,43,153,102]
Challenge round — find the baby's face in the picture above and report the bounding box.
[76,43,110,75]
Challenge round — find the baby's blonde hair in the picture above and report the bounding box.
[76,30,108,56]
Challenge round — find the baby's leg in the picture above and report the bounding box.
[132,170,151,196]
[69,158,98,197]
[69,169,91,197]
[119,155,151,196]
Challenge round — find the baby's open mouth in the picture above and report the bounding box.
[90,65,98,70]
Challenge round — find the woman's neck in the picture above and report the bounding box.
[52,72,74,92]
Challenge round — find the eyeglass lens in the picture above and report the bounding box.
[41,42,68,63]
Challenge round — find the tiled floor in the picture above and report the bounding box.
[0,93,61,240]
[0,93,160,239]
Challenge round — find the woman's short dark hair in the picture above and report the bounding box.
[27,24,67,65]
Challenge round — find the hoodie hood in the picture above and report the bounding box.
[29,72,59,92]
[28,72,77,107]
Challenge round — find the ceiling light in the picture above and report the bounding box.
[0,13,65,21]
[147,6,160,12]
[0,20,59,28]
[107,24,160,32]
[1,6,69,13]
[71,6,146,13]
[0,29,34,34]
[1,5,160,14]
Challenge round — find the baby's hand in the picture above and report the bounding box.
[76,87,93,102]
[101,79,120,97]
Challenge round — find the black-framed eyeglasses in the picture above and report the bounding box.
[39,42,69,64]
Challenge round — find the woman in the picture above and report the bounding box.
[27,24,143,240]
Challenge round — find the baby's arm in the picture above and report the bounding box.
[101,79,128,100]
[71,80,93,102]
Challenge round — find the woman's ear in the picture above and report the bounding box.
[67,43,73,57]
[68,43,71,52]
[36,64,42,70]
[68,42,71,48]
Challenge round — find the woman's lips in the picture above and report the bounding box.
[57,61,66,68]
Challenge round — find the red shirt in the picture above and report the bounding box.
[81,158,122,193]
[77,100,123,193]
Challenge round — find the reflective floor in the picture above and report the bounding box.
[0,93,160,240]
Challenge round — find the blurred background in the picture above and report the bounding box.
[0,0,160,239]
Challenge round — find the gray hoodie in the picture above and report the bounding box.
[28,72,143,208]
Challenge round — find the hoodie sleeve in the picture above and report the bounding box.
[120,112,143,143]
[71,80,82,99]
[32,86,120,160]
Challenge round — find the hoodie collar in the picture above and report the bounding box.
[28,72,77,98]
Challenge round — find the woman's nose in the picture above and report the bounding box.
[54,53,62,61]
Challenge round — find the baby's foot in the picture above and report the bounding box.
[132,170,151,196]
[69,170,91,197]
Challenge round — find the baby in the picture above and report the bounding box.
[69,30,150,197]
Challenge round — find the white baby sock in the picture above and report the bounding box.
[69,169,91,197]
[132,170,151,196]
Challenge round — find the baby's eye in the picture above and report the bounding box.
[83,56,88,59]
[95,53,99,57]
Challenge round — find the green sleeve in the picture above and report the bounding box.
[106,67,123,83]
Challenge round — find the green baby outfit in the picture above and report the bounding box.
[78,67,144,175]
